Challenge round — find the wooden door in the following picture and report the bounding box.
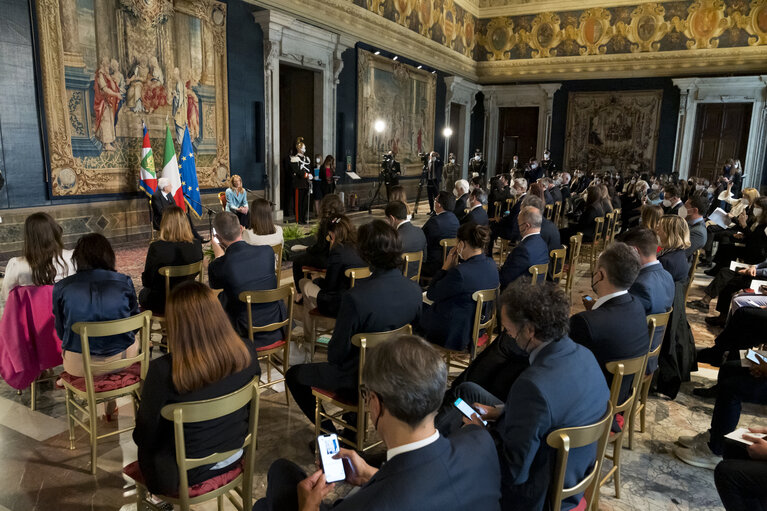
[689,103,751,183]
[496,107,538,174]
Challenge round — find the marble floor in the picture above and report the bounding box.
[0,208,763,510]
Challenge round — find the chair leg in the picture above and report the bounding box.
[65,389,76,450]
[613,436,623,498]
[30,381,36,411]
[284,346,290,407]
[357,406,365,451]
[640,399,647,433]
[314,398,321,439]
[217,493,224,510]
[89,400,99,475]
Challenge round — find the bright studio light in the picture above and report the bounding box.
[374,119,386,133]
[443,127,453,137]
[392,56,398,61]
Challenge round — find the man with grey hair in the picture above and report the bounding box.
[499,206,549,289]
[150,177,175,230]
[254,335,501,511]
[453,179,470,221]
[461,188,489,226]
[521,195,560,253]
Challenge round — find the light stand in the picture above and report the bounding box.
[184,194,216,241]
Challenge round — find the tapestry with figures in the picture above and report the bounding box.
[563,90,663,174]
[36,0,230,196]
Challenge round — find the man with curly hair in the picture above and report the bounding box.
[455,281,610,511]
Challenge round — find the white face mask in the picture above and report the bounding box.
[708,186,716,194]
[450,159,455,164]
[662,199,671,207]
[543,154,550,161]
[316,158,321,164]
[531,163,538,169]
[651,184,659,191]
[299,144,306,154]
[475,155,481,161]
[755,208,763,217]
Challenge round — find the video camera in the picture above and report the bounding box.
[380,152,400,184]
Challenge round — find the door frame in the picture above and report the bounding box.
[673,76,767,189]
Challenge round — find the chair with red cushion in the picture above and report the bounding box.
[239,285,294,405]
[60,311,152,474]
[546,402,613,511]
[312,324,412,451]
[436,287,499,374]
[124,377,260,511]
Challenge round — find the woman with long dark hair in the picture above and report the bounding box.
[243,198,283,247]
[133,281,260,495]
[1,212,74,313]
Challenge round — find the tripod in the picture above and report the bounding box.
[367,173,389,214]
[412,166,428,218]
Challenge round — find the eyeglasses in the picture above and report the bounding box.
[359,384,381,405]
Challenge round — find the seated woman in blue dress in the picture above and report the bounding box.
[420,222,500,351]
[225,174,249,227]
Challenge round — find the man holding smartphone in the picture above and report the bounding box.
[254,336,501,511]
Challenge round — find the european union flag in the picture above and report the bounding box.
[179,126,202,218]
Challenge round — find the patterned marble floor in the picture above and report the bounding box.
[0,212,763,510]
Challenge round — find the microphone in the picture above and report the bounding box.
[244,187,277,207]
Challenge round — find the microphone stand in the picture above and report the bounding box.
[184,193,216,241]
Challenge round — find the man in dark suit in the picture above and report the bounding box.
[546,177,563,205]
[521,195,560,253]
[150,178,175,230]
[426,151,443,214]
[454,282,610,511]
[686,193,708,258]
[663,184,684,216]
[488,178,528,255]
[286,221,423,429]
[421,191,460,279]
[453,179,470,221]
[257,336,502,511]
[560,172,572,203]
[620,227,675,316]
[524,157,543,184]
[499,206,550,289]
[208,212,285,346]
[570,242,649,403]
[461,188,489,226]
[386,201,426,280]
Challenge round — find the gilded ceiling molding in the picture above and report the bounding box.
[477,17,516,60]
[525,12,564,58]
[615,3,670,52]
[567,8,614,55]
[732,0,767,45]
[671,0,729,49]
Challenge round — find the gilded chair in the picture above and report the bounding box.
[565,233,583,301]
[403,251,424,283]
[580,217,605,275]
[550,246,567,284]
[529,263,549,285]
[153,261,204,351]
[684,249,703,303]
[440,238,458,264]
[270,243,284,284]
[437,287,498,372]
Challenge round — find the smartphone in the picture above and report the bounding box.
[746,349,767,365]
[317,434,346,483]
[583,295,594,302]
[454,397,487,426]
[212,227,219,243]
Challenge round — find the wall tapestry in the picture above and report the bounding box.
[563,90,663,174]
[356,49,436,178]
[36,0,230,196]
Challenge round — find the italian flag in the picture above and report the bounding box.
[138,123,157,196]
[161,125,185,210]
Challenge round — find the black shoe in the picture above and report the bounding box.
[705,315,726,327]
[697,347,724,366]
[688,299,710,312]
[704,267,719,277]
[693,384,719,398]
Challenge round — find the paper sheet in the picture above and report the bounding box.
[724,427,767,445]
[709,207,732,229]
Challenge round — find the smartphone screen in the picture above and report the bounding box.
[317,434,346,483]
[746,349,765,365]
[583,296,594,302]
[454,398,487,426]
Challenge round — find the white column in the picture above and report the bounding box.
[672,91,689,174]
[263,40,282,215]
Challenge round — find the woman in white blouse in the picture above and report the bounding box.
[1,213,74,313]
[242,198,283,246]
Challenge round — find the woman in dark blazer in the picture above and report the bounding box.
[139,206,203,314]
[710,197,767,275]
[314,215,365,317]
[562,185,605,243]
[420,223,499,351]
[133,281,260,495]
[657,215,691,284]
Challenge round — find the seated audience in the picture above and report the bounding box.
[209,212,285,346]
[707,196,767,276]
[685,192,708,258]
[299,215,364,319]
[454,179,470,221]
[499,206,549,289]
[703,186,759,265]
[443,282,609,510]
[620,227,675,316]
[570,242,649,402]
[640,203,663,232]
[562,186,604,243]
[243,198,284,247]
[386,201,426,280]
[388,185,410,218]
[421,191,460,279]
[675,362,767,471]
[714,425,767,510]
[53,233,139,378]
[256,336,501,511]
[663,184,684,215]
[695,304,767,370]
[286,220,422,430]
[133,281,260,496]
[656,215,691,284]
[1,212,74,314]
[139,206,203,314]
[226,174,249,227]
[461,188,489,226]
[491,178,527,246]
[488,174,510,219]
[420,223,499,350]
[599,183,614,214]
[688,257,767,325]
[522,195,561,253]
[292,194,345,302]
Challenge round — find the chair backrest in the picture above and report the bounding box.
[469,287,498,359]
[553,201,562,226]
[498,238,512,265]
[529,263,549,285]
[612,208,622,239]
[566,233,583,296]
[161,377,260,509]
[546,402,614,511]
[646,309,672,366]
[684,249,702,302]
[159,261,204,301]
[505,197,515,212]
[352,324,413,388]
[440,238,458,263]
[493,201,502,221]
[72,311,153,397]
[592,217,605,244]
[403,251,424,283]
[544,203,554,220]
[550,246,567,283]
[602,212,615,246]
[345,267,372,288]
[604,354,648,416]
[218,191,227,211]
[239,285,294,343]
[271,243,284,283]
